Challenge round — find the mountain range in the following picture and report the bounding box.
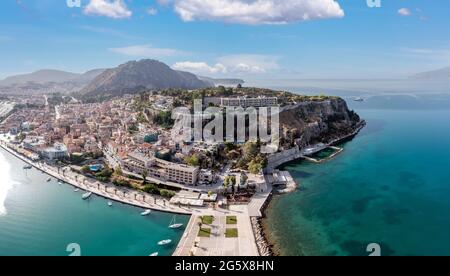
[410,67,450,80]
[0,59,245,96]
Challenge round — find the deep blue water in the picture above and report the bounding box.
[0,148,188,256]
[263,80,450,256]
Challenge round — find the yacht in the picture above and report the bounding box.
[157,239,172,246]
[168,216,184,229]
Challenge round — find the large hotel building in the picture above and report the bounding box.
[123,152,199,186]
[220,96,278,108]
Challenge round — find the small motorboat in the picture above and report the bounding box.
[108,201,113,207]
[82,192,93,200]
[58,180,63,185]
[23,165,32,170]
[46,178,52,182]
[149,252,159,256]
[157,239,172,246]
[74,188,80,192]
[141,210,152,216]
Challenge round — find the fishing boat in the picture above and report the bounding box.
[82,192,93,200]
[157,239,172,246]
[141,209,152,216]
[108,201,113,207]
[168,215,184,229]
[149,252,159,256]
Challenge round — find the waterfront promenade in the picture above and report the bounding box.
[0,139,271,256]
[0,141,192,215]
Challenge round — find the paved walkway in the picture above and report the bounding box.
[173,205,259,256]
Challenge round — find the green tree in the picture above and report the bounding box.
[243,141,258,159]
[248,160,263,174]
[160,189,176,198]
[81,165,90,174]
[184,154,200,166]
[142,170,148,185]
[114,166,123,176]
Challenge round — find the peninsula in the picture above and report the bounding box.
[0,84,364,256]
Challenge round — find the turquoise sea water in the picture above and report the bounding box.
[264,80,450,256]
[0,148,188,256]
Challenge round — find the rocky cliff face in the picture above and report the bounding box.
[279,98,361,149]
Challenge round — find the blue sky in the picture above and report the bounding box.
[0,0,449,80]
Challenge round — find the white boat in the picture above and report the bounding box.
[149,252,159,256]
[141,209,152,216]
[157,239,172,246]
[108,201,113,207]
[168,215,184,229]
[58,180,63,185]
[74,188,80,192]
[82,192,93,200]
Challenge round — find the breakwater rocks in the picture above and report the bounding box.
[251,217,274,256]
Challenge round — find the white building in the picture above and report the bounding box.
[124,152,200,186]
[220,96,278,108]
[42,143,68,161]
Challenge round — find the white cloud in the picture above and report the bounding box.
[84,0,132,19]
[398,8,412,16]
[109,45,183,57]
[165,0,344,25]
[217,54,280,72]
[173,54,280,75]
[147,7,158,16]
[173,62,228,74]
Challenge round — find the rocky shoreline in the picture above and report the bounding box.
[251,217,274,256]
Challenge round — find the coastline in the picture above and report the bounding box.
[0,141,192,216]
[254,121,367,256]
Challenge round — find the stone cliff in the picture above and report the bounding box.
[279,98,362,149]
